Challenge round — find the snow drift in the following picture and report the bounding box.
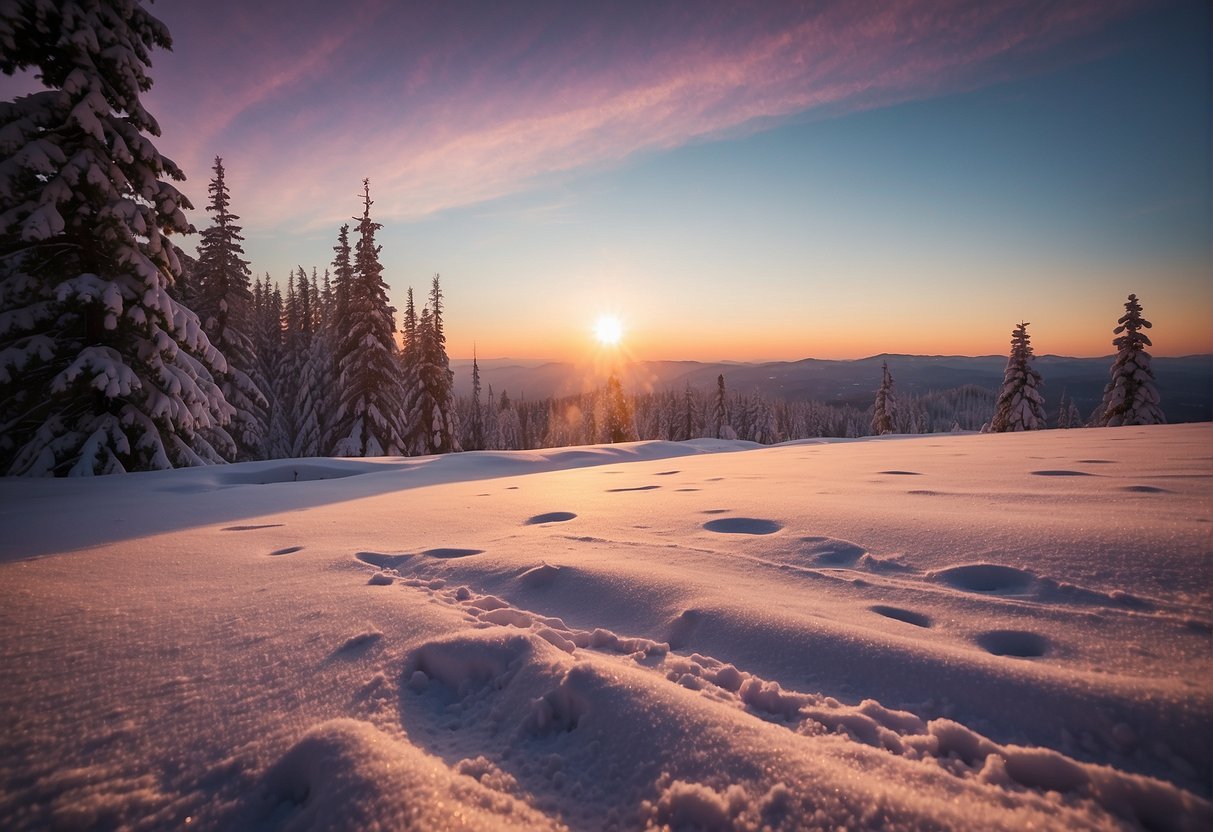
[0,424,1209,830]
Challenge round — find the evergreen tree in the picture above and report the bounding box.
[330,180,406,456]
[872,361,896,435]
[681,383,697,441]
[988,322,1046,432]
[321,228,352,452]
[713,374,736,440]
[404,275,460,454]
[464,347,486,451]
[195,157,266,459]
[1095,294,1165,427]
[291,267,329,458]
[604,374,636,443]
[0,0,234,475]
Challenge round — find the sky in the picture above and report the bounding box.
[5,0,1211,361]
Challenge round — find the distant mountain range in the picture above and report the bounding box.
[450,354,1213,423]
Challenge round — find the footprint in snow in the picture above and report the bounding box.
[269,546,303,556]
[703,517,782,535]
[605,485,660,493]
[870,605,932,628]
[356,552,414,570]
[422,548,484,559]
[934,564,1035,594]
[1030,470,1094,477]
[798,536,865,567]
[1121,485,1172,494]
[878,470,922,476]
[975,630,1050,658]
[654,470,680,476]
[525,512,577,525]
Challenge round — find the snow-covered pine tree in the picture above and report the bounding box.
[293,267,333,458]
[1095,294,1165,427]
[989,322,1046,432]
[0,0,235,475]
[604,374,636,443]
[871,361,896,435]
[172,245,199,308]
[282,266,322,458]
[464,347,486,451]
[330,180,406,457]
[398,286,422,453]
[713,374,736,440]
[680,383,697,441]
[423,274,459,452]
[404,275,460,454]
[195,157,266,459]
[491,389,522,450]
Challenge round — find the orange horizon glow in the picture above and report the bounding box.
[447,314,1213,364]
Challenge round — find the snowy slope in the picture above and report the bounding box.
[0,425,1210,830]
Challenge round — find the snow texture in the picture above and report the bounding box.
[0,426,1210,830]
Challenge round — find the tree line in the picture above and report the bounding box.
[867,299,1165,437]
[0,2,1170,475]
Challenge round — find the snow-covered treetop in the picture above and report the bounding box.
[1112,293,1153,351]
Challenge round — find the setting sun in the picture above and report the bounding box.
[593,314,624,346]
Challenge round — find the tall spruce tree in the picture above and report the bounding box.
[1095,294,1165,427]
[465,347,485,451]
[989,322,1046,432]
[195,157,266,459]
[0,0,234,475]
[604,374,636,443]
[404,275,459,454]
[330,180,406,456]
[712,374,736,440]
[872,361,896,435]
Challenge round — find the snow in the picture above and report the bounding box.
[0,425,1209,830]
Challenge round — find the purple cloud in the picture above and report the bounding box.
[142,0,1149,229]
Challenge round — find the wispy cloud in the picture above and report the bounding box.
[145,0,1149,230]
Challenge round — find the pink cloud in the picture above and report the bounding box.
[141,0,1150,231]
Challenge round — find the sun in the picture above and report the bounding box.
[593,314,624,346]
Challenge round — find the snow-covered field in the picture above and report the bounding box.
[0,424,1209,830]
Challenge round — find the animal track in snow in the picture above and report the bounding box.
[1030,470,1094,477]
[525,512,577,525]
[703,517,782,535]
[654,470,680,476]
[1122,485,1172,494]
[269,546,304,556]
[605,485,660,493]
[975,630,1050,658]
[878,470,922,476]
[870,605,932,628]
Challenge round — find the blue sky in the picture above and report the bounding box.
[4,0,1209,359]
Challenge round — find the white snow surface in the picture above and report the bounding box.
[0,425,1210,830]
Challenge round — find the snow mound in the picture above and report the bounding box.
[241,719,553,830]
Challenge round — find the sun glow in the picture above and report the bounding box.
[593,314,624,346]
